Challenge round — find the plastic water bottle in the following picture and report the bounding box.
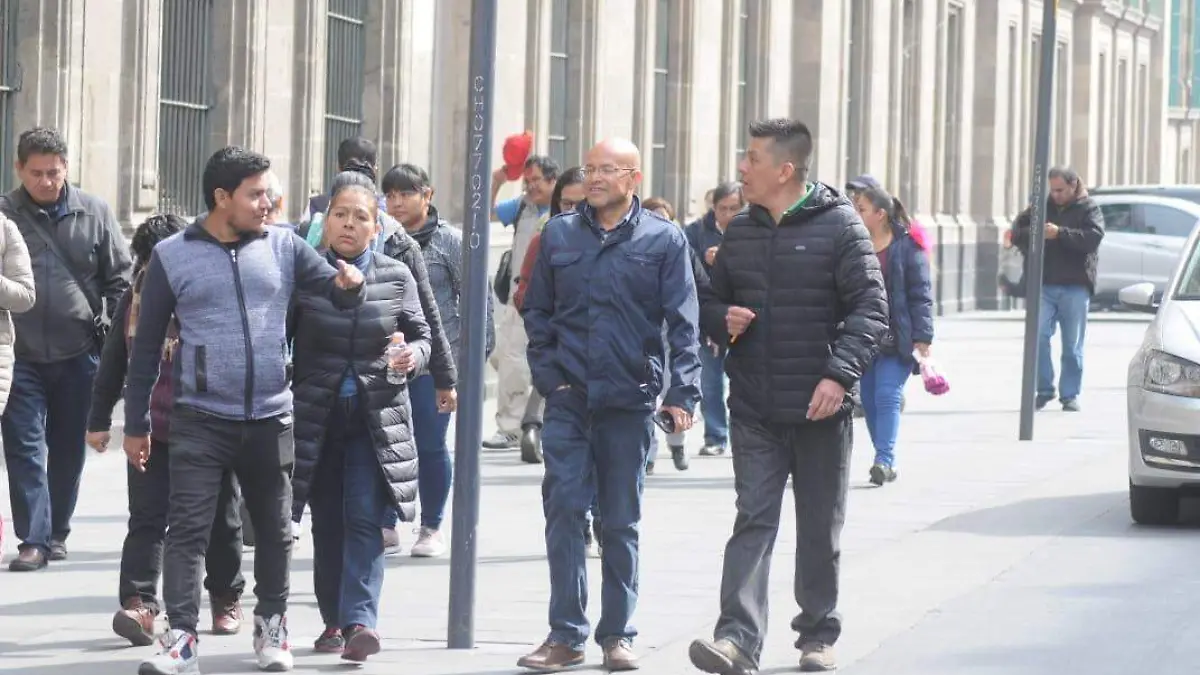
[386,333,407,384]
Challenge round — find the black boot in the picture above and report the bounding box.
[520,424,543,464]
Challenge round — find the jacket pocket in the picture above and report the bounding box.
[195,345,208,393]
[549,249,585,297]
[621,250,664,296]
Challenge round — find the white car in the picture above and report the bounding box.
[1121,223,1200,524]
[1093,194,1200,305]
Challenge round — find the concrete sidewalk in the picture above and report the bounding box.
[0,315,1152,674]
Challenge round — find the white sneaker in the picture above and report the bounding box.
[410,527,446,558]
[482,431,520,449]
[253,614,294,672]
[138,629,200,675]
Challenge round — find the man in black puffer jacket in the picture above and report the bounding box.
[688,119,887,675]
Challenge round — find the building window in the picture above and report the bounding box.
[158,0,215,216]
[735,0,754,159]
[0,0,17,191]
[547,0,574,167]
[1116,58,1128,184]
[324,0,367,180]
[1005,25,1019,212]
[1054,42,1069,164]
[845,0,872,180]
[939,3,963,214]
[1137,63,1149,181]
[1097,53,1108,184]
[898,0,919,206]
[651,0,671,198]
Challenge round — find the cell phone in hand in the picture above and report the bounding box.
[653,410,676,434]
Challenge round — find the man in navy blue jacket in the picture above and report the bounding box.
[518,139,702,672]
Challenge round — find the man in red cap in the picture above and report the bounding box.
[486,135,559,450]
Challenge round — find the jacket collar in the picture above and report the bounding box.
[182,214,270,245]
[8,184,84,218]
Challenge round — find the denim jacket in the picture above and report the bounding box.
[407,207,495,364]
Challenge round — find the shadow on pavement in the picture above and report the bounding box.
[928,491,1200,537]
[0,594,112,617]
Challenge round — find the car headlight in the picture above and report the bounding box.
[1145,351,1200,397]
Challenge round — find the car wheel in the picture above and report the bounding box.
[1129,483,1180,525]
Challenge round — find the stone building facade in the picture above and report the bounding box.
[0,0,1171,312]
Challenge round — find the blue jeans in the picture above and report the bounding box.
[2,351,98,552]
[699,345,729,447]
[1037,284,1090,401]
[859,354,911,468]
[311,400,390,629]
[409,374,452,530]
[541,388,652,648]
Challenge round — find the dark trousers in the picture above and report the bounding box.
[715,415,851,664]
[409,374,452,530]
[541,388,652,648]
[163,406,295,634]
[119,438,246,611]
[2,351,98,552]
[311,399,391,629]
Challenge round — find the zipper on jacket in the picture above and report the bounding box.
[765,226,778,417]
[228,247,256,419]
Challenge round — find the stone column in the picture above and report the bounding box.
[209,0,269,151]
[11,0,78,162]
[430,0,471,224]
[289,0,329,211]
[117,0,164,225]
[363,0,412,171]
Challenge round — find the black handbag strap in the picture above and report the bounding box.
[26,220,103,318]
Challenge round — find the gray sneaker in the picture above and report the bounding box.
[799,641,837,672]
[1061,398,1081,412]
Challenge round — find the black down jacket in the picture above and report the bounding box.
[699,182,888,424]
[290,251,431,521]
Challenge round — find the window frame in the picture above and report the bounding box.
[1136,203,1200,238]
[323,0,369,181]
[157,0,216,216]
[650,0,671,198]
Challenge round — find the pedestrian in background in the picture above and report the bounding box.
[690,119,887,674]
[381,161,494,558]
[125,146,366,674]
[487,151,558,450]
[852,185,934,486]
[1,126,132,571]
[291,171,431,662]
[1010,165,1105,412]
[0,209,36,569]
[86,214,246,646]
[685,182,744,457]
[512,166,586,465]
[519,139,701,672]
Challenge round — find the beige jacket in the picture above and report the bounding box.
[0,214,36,412]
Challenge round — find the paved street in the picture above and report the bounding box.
[2,313,1192,675]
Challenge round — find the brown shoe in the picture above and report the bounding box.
[7,547,47,572]
[798,641,837,672]
[689,638,757,675]
[516,641,585,672]
[602,638,639,671]
[210,593,243,635]
[112,598,157,646]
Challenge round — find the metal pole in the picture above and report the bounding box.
[448,0,498,650]
[1018,0,1058,441]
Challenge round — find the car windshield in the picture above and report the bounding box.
[1174,237,1200,300]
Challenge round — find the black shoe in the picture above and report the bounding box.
[48,540,67,561]
[1035,394,1054,411]
[670,445,689,471]
[645,460,656,476]
[1061,398,1081,412]
[8,547,48,571]
[868,464,897,486]
[519,425,543,464]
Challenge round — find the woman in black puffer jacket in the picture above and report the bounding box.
[289,172,431,662]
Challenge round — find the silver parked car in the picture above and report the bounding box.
[1120,219,1200,524]
[1092,194,1200,306]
